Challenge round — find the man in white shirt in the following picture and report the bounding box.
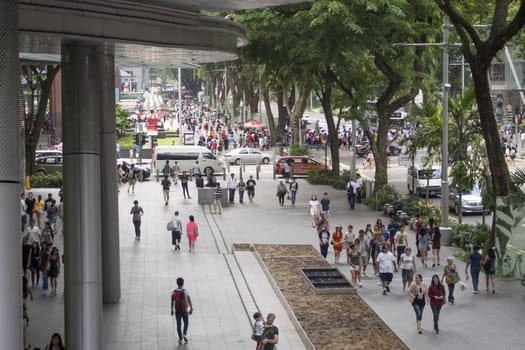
[25,219,40,244]
[227,173,238,203]
[355,173,363,203]
[377,245,397,295]
[21,193,28,232]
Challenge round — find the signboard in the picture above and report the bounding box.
[184,132,195,145]
[398,154,410,166]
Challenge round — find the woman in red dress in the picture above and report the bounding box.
[186,215,199,253]
[332,225,344,264]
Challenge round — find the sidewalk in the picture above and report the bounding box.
[26,165,525,349]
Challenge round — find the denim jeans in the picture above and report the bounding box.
[447,283,455,302]
[470,268,480,291]
[133,220,141,238]
[290,190,297,205]
[347,193,355,209]
[431,305,442,328]
[21,215,27,233]
[228,188,235,202]
[238,190,244,203]
[412,303,425,321]
[320,243,329,258]
[175,312,189,340]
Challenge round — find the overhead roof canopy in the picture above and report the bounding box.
[18,0,309,66]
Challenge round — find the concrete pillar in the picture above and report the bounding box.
[99,46,121,304]
[62,42,103,349]
[0,2,23,349]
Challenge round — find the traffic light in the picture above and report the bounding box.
[134,133,140,145]
[140,134,147,146]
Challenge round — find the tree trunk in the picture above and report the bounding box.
[263,90,278,144]
[373,106,390,192]
[470,62,512,251]
[318,86,340,176]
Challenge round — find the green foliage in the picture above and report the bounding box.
[118,134,135,149]
[451,223,490,252]
[116,104,132,133]
[289,144,310,156]
[307,169,349,190]
[30,172,63,188]
[398,195,419,217]
[364,185,399,211]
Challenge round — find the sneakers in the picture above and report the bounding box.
[183,335,188,344]
[386,286,390,293]
[358,283,363,288]
[382,290,387,295]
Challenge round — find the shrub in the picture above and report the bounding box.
[364,186,399,211]
[451,223,490,251]
[289,144,310,156]
[307,169,350,190]
[30,172,63,188]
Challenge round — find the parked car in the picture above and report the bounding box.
[34,155,63,175]
[449,186,484,214]
[117,160,151,181]
[35,149,62,159]
[274,156,327,177]
[224,148,272,165]
[355,142,370,157]
[388,143,402,156]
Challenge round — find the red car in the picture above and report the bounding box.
[274,156,327,177]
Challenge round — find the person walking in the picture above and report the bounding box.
[418,227,430,268]
[246,175,256,202]
[431,224,441,267]
[348,242,363,287]
[276,181,287,207]
[130,200,144,241]
[192,160,201,180]
[171,161,181,184]
[308,195,320,227]
[320,192,330,217]
[394,224,408,264]
[180,171,191,199]
[186,215,198,253]
[262,313,279,350]
[35,194,45,228]
[213,183,223,214]
[45,332,65,350]
[127,164,137,194]
[483,247,497,293]
[25,192,36,222]
[442,257,460,304]
[346,179,356,210]
[162,160,172,178]
[161,175,172,206]
[318,225,330,259]
[407,274,428,334]
[47,247,61,296]
[289,178,298,206]
[428,274,446,333]
[465,245,483,293]
[171,277,194,344]
[170,211,183,251]
[237,177,246,204]
[227,173,238,203]
[377,244,397,295]
[400,247,416,291]
[331,225,344,264]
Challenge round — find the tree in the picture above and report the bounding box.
[23,65,61,175]
[434,0,525,249]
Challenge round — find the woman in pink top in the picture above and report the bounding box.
[186,215,198,253]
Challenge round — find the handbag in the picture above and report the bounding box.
[166,221,175,231]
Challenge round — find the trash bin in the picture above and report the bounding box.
[197,188,214,205]
[440,227,453,246]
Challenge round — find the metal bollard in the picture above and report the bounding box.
[242,160,246,172]
[256,165,260,180]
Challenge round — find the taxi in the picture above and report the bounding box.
[274,155,327,177]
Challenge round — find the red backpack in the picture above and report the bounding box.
[172,289,187,314]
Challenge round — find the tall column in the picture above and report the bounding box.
[99,46,121,303]
[62,41,103,349]
[0,2,23,349]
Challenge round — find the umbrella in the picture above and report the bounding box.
[244,120,264,128]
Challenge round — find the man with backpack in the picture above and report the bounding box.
[171,277,194,344]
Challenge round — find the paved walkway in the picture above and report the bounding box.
[26,164,525,349]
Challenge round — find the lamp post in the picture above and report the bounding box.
[440,17,452,239]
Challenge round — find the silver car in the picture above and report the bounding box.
[449,187,484,214]
[225,148,272,165]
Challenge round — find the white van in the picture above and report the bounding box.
[407,166,442,197]
[154,146,225,176]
